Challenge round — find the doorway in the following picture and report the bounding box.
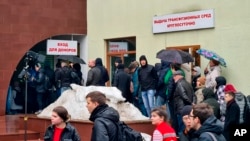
[105,37,136,86]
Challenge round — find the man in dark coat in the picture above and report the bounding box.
[113,63,132,103]
[172,70,194,135]
[95,58,109,86]
[138,55,158,117]
[202,88,220,119]
[86,91,120,141]
[189,103,226,141]
[223,84,240,141]
[86,59,101,86]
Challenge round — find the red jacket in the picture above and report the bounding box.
[152,122,177,141]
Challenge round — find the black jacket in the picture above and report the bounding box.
[55,66,73,87]
[44,123,81,141]
[223,99,240,141]
[174,78,194,114]
[34,68,46,93]
[202,88,220,119]
[89,104,120,141]
[95,58,109,86]
[113,69,132,102]
[138,64,158,91]
[192,116,226,141]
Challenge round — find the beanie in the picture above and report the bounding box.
[192,66,201,76]
[139,55,147,61]
[181,105,192,117]
[224,84,237,93]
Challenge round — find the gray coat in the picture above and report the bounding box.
[86,66,101,86]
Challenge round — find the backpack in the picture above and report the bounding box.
[115,121,144,141]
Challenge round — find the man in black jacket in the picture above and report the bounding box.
[138,55,158,117]
[172,70,194,135]
[86,91,120,141]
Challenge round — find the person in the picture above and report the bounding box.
[155,60,172,107]
[223,84,240,141]
[9,80,23,114]
[204,59,221,91]
[55,60,74,95]
[172,70,194,135]
[44,106,81,141]
[86,59,101,86]
[86,91,119,141]
[32,63,46,114]
[138,55,158,117]
[73,63,84,85]
[128,61,147,116]
[151,107,177,141]
[194,76,206,104]
[178,105,196,141]
[113,63,132,103]
[111,58,122,85]
[95,58,109,86]
[202,88,220,119]
[189,103,226,141]
[191,66,201,92]
[215,76,227,122]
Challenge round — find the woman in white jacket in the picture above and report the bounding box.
[204,59,222,91]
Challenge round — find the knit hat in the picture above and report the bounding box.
[181,105,192,117]
[224,84,237,93]
[139,55,147,61]
[192,66,201,76]
[197,76,206,86]
[173,70,183,76]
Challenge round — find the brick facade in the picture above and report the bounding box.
[0,0,87,115]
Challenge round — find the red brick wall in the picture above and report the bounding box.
[0,0,87,115]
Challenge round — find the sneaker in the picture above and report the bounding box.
[35,110,42,115]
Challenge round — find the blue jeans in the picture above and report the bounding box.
[156,96,172,121]
[141,89,155,117]
[60,87,71,95]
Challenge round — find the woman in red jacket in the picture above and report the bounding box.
[151,107,177,141]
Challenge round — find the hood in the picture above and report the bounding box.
[139,55,148,67]
[195,116,224,135]
[235,92,245,101]
[161,60,171,69]
[202,88,216,99]
[89,104,120,122]
[95,58,103,66]
[215,76,226,89]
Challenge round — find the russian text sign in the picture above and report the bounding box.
[153,9,215,33]
[47,40,77,55]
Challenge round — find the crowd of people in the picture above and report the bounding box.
[7,54,250,141]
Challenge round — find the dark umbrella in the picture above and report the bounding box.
[57,55,86,64]
[156,49,194,64]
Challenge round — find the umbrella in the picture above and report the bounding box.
[156,49,194,64]
[57,55,86,64]
[196,49,226,67]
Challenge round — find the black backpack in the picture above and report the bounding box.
[44,74,52,90]
[115,121,144,141]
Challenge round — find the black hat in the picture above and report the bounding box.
[181,105,192,117]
